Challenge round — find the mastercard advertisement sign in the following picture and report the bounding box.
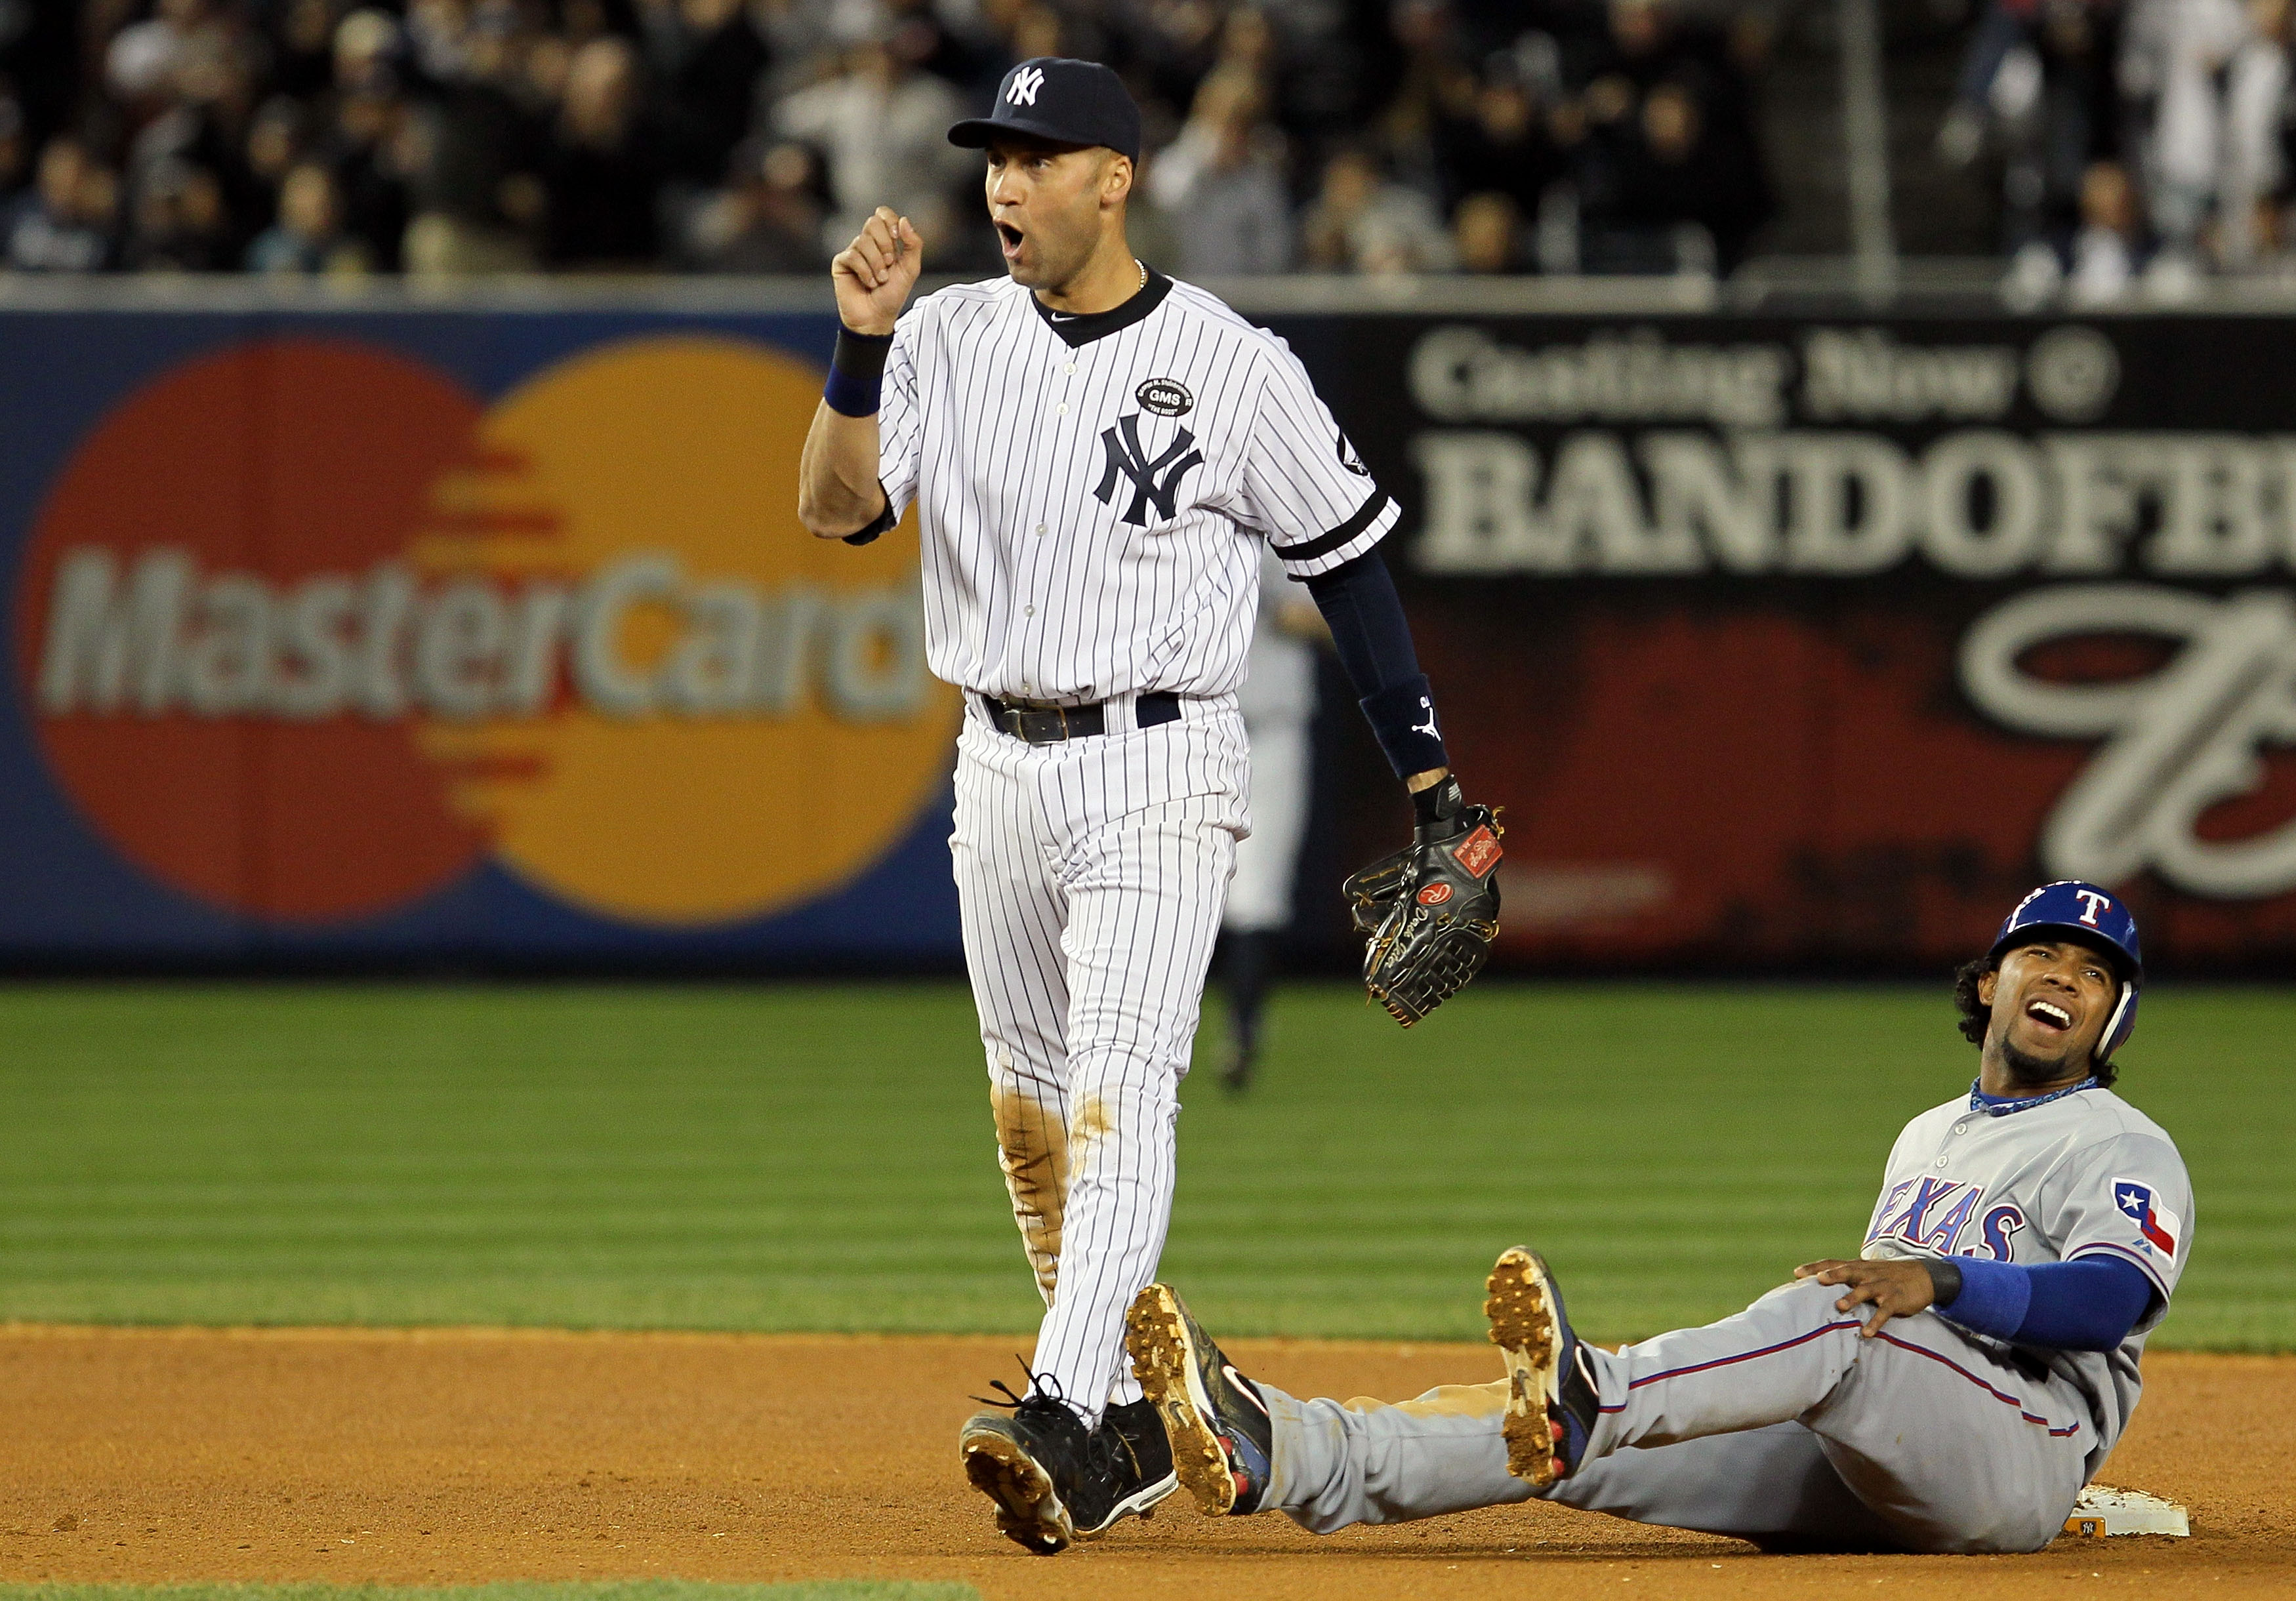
[16,301,2293,973]
[0,312,963,962]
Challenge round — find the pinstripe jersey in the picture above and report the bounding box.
[876,268,1395,703]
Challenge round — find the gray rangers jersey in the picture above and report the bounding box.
[874,268,1395,702]
[1863,1083,2194,1473]
[1242,1081,2192,1553]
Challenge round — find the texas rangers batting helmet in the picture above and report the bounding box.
[1990,882,2143,1064]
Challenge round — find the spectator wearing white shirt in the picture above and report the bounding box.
[774,31,971,256]
[1146,65,1294,274]
[5,136,117,273]
[1302,145,1456,273]
[2218,0,2291,266]
[107,0,224,108]
[2125,0,2253,253]
[2068,159,2140,300]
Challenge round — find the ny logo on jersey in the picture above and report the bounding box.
[1007,65,1045,105]
[1094,413,1205,527]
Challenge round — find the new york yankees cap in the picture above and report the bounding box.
[948,57,1142,162]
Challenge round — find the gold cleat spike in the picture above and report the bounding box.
[1485,1246,1563,1488]
[1124,1284,1240,1515]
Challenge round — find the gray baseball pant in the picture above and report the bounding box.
[1258,1278,2093,1554]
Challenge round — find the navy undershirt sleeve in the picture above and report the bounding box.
[1302,549,1448,778]
[1303,548,1419,696]
[1938,1255,2156,1352]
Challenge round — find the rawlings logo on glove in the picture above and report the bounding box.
[1344,777,1504,1027]
[1452,826,1502,878]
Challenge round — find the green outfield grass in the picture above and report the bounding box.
[0,982,2285,1348]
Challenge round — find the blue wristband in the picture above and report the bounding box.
[823,327,892,417]
[1937,1255,2032,1341]
[823,367,880,416]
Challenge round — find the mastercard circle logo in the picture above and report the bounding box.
[13,335,960,926]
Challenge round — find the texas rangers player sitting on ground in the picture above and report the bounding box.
[794,56,1491,1555]
[1126,882,2193,1555]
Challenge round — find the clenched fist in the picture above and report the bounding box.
[832,207,924,336]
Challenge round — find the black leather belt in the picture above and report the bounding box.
[977,691,1181,744]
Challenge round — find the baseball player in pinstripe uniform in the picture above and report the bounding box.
[1126,882,2194,1555]
[795,56,1488,1554]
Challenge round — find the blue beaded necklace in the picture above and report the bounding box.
[1968,1076,2099,1117]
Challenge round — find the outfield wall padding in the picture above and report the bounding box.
[2,302,2290,970]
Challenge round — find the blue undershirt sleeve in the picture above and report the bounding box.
[1938,1255,2156,1352]
[1302,549,1448,778]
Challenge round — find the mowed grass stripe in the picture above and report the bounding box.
[0,982,2286,1348]
[0,1189,1848,1222]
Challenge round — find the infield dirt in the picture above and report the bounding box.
[0,1327,2287,1600]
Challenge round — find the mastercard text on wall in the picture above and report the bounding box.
[35,546,926,725]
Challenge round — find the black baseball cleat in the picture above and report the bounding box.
[1484,1245,1600,1487]
[958,1376,1099,1555]
[1081,1396,1179,1535]
[1123,1283,1274,1515]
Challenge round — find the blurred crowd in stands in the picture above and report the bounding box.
[0,0,1774,278]
[1946,0,2296,300]
[1,0,2293,289]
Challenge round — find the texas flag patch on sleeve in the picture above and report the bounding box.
[2113,1180,2183,1258]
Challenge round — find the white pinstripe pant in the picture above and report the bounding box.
[951,693,1247,1425]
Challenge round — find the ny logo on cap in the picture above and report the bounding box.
[1008,64,1045,106]
[1094,415,1204,527]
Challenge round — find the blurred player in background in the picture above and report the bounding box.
[1217,544,1326,1093]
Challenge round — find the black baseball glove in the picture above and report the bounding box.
[1345,776,1504,1027]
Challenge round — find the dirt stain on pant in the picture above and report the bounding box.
[1355,1379,1511,1421]
[1071,1092,1113,1145]
[992,1080,1071,1305]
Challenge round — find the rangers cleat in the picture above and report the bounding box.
[1123,1283,1273,1515]
[1485,1246,1600,1487]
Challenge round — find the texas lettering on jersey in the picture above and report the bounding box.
[1867,1180,2035,1261]
[1870,1173,2181,1265]
[1868,1177,1984,1254]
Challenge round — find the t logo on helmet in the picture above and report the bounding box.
[1984,880,2144,1066]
